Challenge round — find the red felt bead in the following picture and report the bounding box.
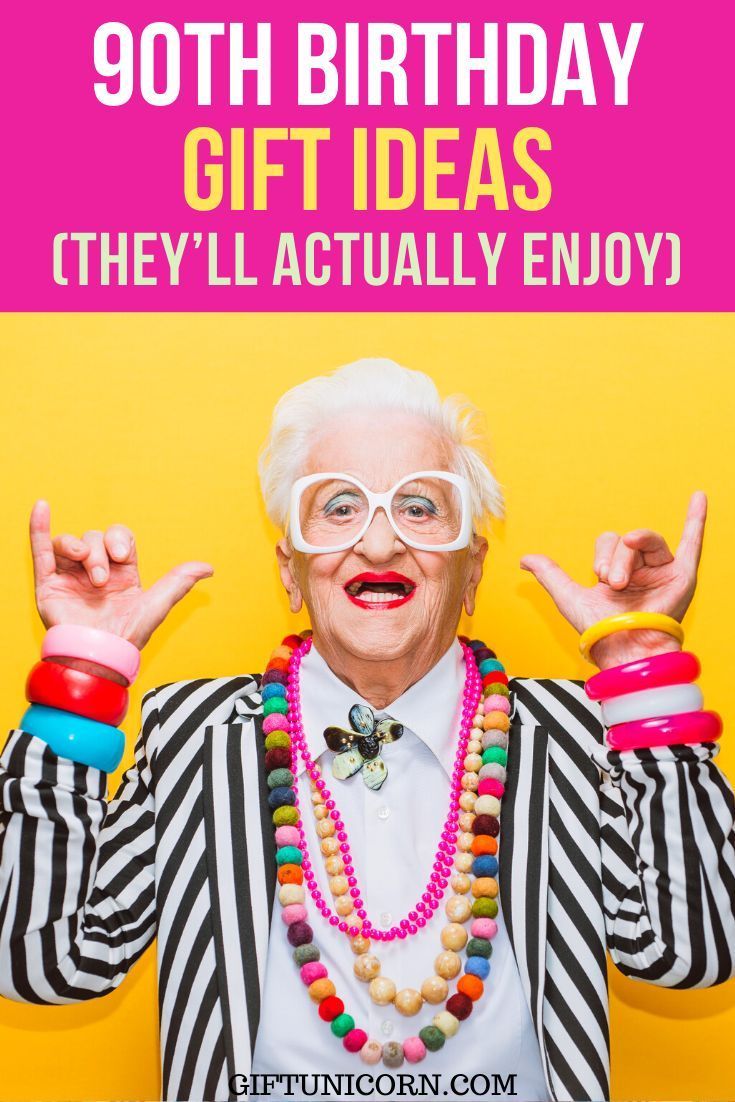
[446,992,474,1020]
[318,995,345,1021]
[265,747,291,771]
[473,814,500,836]
[282,634,304,650]
[484,670,508,685]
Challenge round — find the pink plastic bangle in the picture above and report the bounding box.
[606,709,722,751]
[41,624,141,685]
[585,650,701,702]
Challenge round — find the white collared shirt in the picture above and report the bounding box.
[251,640,549,1101]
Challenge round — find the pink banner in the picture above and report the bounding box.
[1,1,731,310]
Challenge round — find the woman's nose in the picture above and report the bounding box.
[354,508,405,561]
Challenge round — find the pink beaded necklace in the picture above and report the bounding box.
[286,636,483,942]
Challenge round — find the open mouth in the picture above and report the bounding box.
[343,571,418,610]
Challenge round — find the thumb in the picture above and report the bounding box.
[520,553,580,624]
[139,561,214,641]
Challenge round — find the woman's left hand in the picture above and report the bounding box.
[519,491,708,669]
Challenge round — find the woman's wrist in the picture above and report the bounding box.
[45,655,129,686]
[589,629,682,671]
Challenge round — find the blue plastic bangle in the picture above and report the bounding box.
[19,704,125,773]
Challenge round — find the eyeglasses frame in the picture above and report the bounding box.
[288,469,474,554]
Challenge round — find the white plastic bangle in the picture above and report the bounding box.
[41,624,141,685]
[601,682,703,728]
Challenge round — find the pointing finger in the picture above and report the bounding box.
[675,491,708,572]
[29,500,57,585]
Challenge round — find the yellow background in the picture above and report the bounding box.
[0,313,733,1101]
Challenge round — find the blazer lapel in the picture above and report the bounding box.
[499,704,553,1098]
[202,714,276,1093]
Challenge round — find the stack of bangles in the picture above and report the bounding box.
[18,624,140,772]
[580,612,722,751]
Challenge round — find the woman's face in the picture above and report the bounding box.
[276,410,488,668]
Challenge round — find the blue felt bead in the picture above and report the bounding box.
[276,845,303,866]
[479,658,505,676]
[267,785,296,810]
[472,855,499,878]
[469,639,486,651]
[262,683,287,701]
[465,956,491,979]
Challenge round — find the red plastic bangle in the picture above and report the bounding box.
[585,650,701,702]
[26,660,129,726]
[606,709,722,751]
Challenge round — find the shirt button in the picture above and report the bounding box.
[380,911,392,928]
[381,1020,394,1036]
[377,805,390,820]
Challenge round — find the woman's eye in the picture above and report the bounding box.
[323,494,361,519]
[399,497,437,520]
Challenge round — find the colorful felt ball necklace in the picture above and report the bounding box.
[260,632,511,1066]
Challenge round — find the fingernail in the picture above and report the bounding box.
[92,567,107,584]
[609,570,624,584]
[112,542,127,557]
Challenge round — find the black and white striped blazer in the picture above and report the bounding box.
[1,673,734,1102]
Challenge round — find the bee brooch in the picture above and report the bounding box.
[323,703,403,790]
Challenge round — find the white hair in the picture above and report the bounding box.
[257,358,504,533]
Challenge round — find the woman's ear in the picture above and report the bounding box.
[463,535,489,617]
[276,537,303,613]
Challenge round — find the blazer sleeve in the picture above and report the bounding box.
[584,693,735,989]
[0,688,159,1004]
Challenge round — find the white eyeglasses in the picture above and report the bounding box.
[288,471,473,554]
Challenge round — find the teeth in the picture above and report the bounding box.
[353,590,407,603]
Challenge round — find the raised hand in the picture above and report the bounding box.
[30,500,214,652]
[519,491,707,668]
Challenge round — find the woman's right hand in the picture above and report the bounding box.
[30,499,214,652]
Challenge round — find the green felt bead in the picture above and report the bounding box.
[466,937,493,958]
[471,897,499,919]
[482,747,508,766]
[483,682,510,698]
[331,1013,354,1037]
[263,697,289,716]
[267,768,294,789]
[293,944,320,966]
[276,845,303,866]
[265,731,291,751]
[272,806,299,827]
[419,1025,446,1052]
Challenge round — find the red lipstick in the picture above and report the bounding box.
[343,571,417,610]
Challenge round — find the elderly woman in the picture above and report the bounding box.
[0,359,733,1102]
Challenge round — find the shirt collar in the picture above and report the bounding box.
[296,637,466,779]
